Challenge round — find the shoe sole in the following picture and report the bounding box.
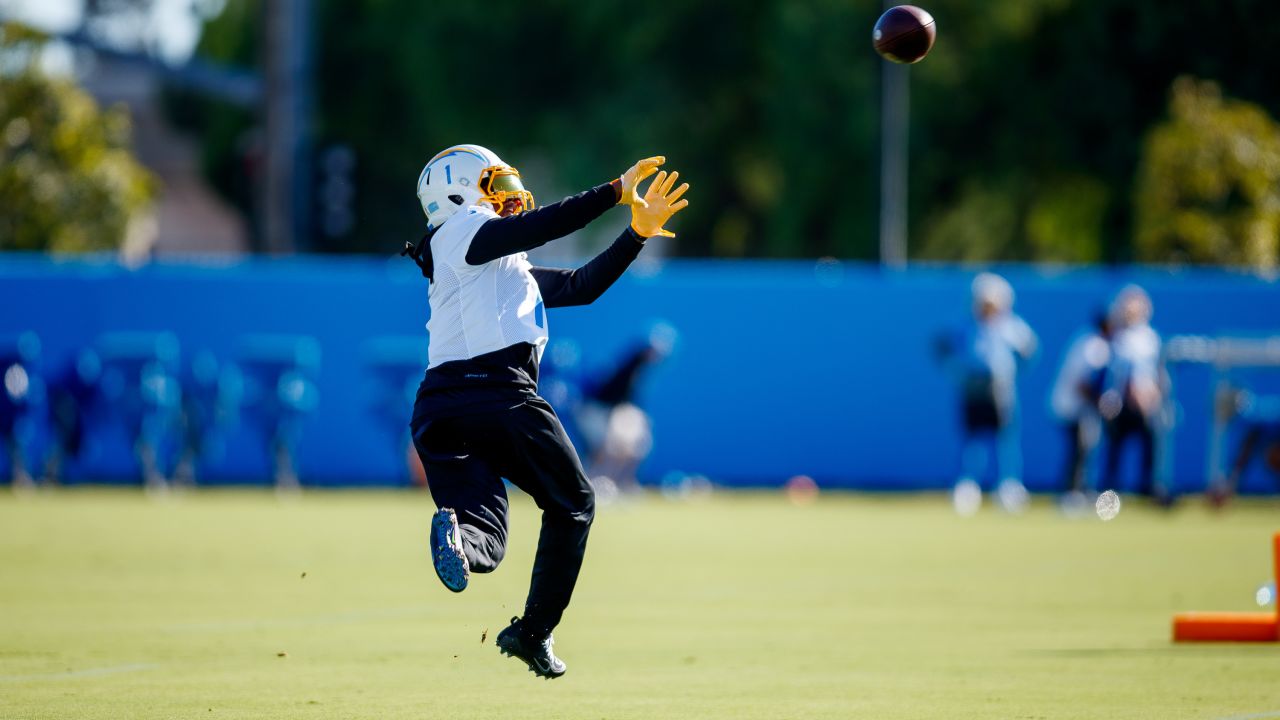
[429,509,469,593]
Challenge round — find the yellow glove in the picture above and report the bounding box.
[630,170,690,238]
[618,156,665,208]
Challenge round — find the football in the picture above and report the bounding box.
[873,5,936,64]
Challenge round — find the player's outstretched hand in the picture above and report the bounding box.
[619,156,666,208]
[630,170,689,238]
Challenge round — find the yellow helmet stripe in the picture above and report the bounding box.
[427,145,490,166]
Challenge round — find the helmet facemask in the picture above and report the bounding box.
[478,165,535,215]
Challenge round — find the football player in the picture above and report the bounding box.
[947,273,1038,514]
[1097,285,1168,504]
[401,145,687,678]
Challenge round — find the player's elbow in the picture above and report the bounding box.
[577,289,607,306]
[559,279,607,307]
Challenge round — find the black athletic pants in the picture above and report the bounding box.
[1061,420,1095,494]
[1100,404,1155,495]
[411,396,595,638]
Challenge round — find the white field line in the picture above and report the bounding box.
[0,663,158,683]
[1215,712,1280,720]
[168,604,432,632]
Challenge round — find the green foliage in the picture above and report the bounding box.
[901,0,1280,263]
[160,0,257,238]
[1025,175,1109,263]
[1134,77,1280,269]
[181,0,1280,261]
[916,178,1020,262]
[0,23,156,254]
[304,0,888,256]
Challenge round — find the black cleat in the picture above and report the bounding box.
[429,508,469,592]
[496,616,566,679]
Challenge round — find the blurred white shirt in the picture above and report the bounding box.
[1051,331,1110,421]
[1108,323,1161,392]
[966,314,1037,403]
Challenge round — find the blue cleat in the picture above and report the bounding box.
[429,508,469,593]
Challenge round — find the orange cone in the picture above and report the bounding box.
[1171,532,1280,643]
[1173,612,1277,642]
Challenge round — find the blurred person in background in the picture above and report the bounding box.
[1206,390,1280,508]
[941,273,1038,514]
[173,351,242,487]
[236,336,322,493]
[266,367,317,493]
[579,323,675,498]
[1097,285,1170,505]
[537,338,587,452]
[402,146,687,679]
[40,350,101,486]
[1049,311,1112,511]
[1,333,44,491]
[93,333,184,492]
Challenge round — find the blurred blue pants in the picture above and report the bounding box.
[959,403,1023,489]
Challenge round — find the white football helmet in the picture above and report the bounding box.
[415,144,534,228]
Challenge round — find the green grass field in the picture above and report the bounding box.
[1,489,1277,719]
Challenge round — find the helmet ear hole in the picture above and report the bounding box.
[448,194,464,205]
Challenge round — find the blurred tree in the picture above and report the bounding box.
[0,23,156,254]
[160,0,259,244]
[174,0,886,256]
[911,0,1280,263]
[1134,77,1280,269]
[176,0,1280,262]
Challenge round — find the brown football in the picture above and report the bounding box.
[873,5,936,64]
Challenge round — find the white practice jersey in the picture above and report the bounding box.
[426,205,548,369]
[1050,331,1110,421]
[1108,324,1161,392]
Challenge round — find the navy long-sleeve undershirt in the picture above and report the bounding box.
[464,181,621,266]
[532,229,646,308]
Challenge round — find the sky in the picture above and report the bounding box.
[0,0,210,64]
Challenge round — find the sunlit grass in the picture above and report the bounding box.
[0,488,1276,719]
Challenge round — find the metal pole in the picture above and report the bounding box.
[263,0,312,254]
[291,0,314,252]
[879,54,909,268]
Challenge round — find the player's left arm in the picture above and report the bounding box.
[531,229,647,308]
[532,169,690,308]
